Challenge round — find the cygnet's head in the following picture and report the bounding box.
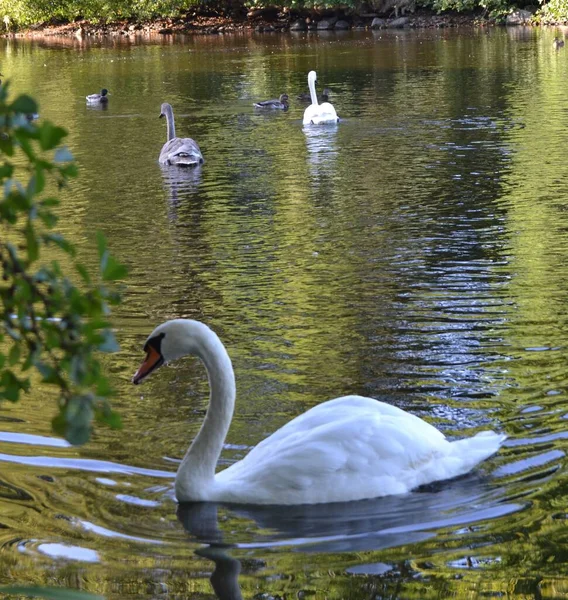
[159,102,172,119]
[132,319,210,385]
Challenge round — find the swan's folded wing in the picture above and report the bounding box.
[216,397,450,501]
[160,137,203,165]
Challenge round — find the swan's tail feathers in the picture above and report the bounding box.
[450,430,507,470]
[171,153,204,167]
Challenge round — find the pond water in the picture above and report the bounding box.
[1,25,568,599]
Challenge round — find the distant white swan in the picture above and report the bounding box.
[303,71,339,126]
[159,102,204,167]
[132,319,506,505]
[86,88,109,104]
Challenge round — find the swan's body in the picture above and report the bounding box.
[298,88,331,103]
[159,102,204,167]
[303,71,338,126]
[132,319,506,505]
[254,94,289,110]
[86,88,109,104]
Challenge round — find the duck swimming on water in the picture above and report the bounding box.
[254,94,289,110]
[298,88,331,103]
[86,88,109,104]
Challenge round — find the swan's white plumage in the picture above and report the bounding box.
[213,396,504,504]
[303,71,339,126]
[133,319,506,505]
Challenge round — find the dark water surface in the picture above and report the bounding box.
[1,26,568,599]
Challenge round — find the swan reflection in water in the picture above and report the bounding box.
[304,123,339,184]
[177,475,522,600]
[160,164,203,216]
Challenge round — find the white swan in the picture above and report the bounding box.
[303,71,339,126]
[159,103,204,167]
[132,319,506,505]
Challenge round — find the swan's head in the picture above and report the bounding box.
[308,70,317,85]
[159,102,173,119]
[132,319,208,385]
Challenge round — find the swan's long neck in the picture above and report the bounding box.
[176,325,236,498]
[308,72,319,106]
[164,105,176,141]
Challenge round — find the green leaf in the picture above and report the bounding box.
[38,122,67,151]
[36,362,60,384]
[66,425,91,446]
[75,264,91,285]
[0,585,104,599]
[102,256,127,282]
[42,233,75,256]
[0,370,29,402]
[99,409,122,429]
[25,220,39,262]
[10,94,38,115]
[96,232,107,261]
[51,412,66,436]
[8,344,21,366]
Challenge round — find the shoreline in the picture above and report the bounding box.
[3,8,544,39]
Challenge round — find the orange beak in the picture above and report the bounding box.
[132,346,163,385]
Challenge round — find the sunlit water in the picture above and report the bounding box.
[1,26,568,599]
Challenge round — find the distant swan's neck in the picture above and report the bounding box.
[176,326,236,500]
[165,105,176,141]
[308,74,319,106]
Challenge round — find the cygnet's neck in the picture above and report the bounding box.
[164,104,176,141]
[175,322,236,501]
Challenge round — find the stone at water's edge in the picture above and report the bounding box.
[335,20,350,30]
[505,9,533,24]
[317,18,337,30]
[290,19,307,31]
[371,17,387,29]
[388,16,410,28]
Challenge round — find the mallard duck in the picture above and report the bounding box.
[297,88,331,103]
[86,88,109,104]
[553,37,565,49]
[253,93,289,110]
[159,102,204,167]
